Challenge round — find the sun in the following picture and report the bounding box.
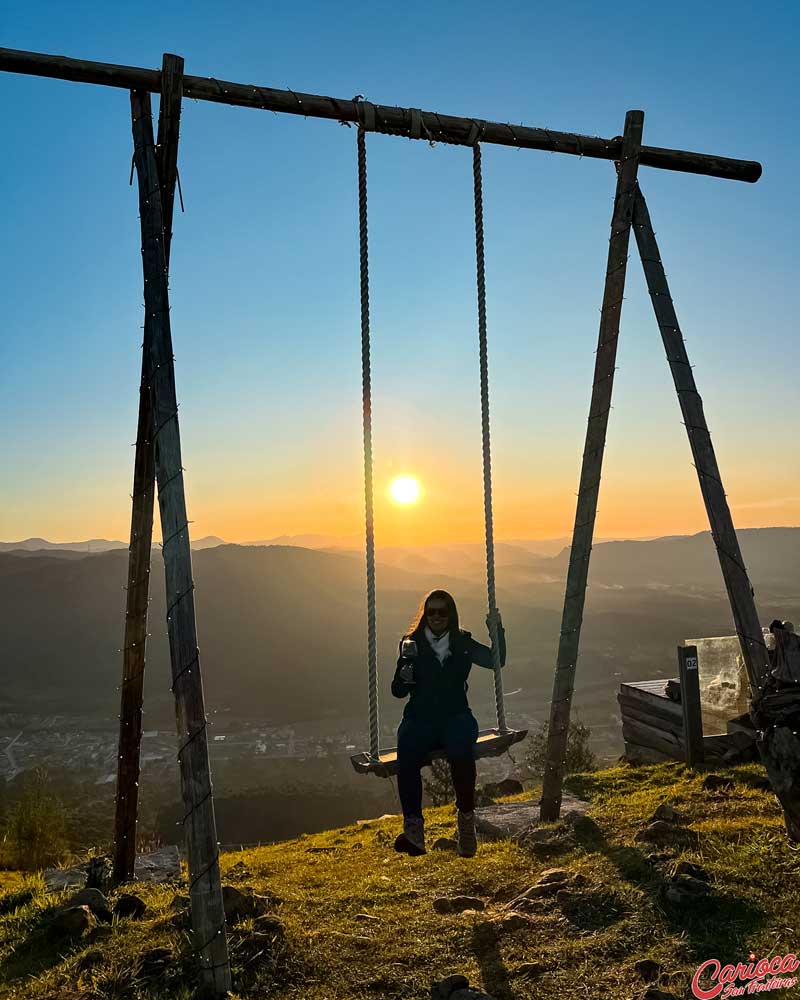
[389,476,421,505]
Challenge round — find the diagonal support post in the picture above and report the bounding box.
[130,88,231,993]
[539,110,644,822]
[114,53,184,885]
[631,183,800,841]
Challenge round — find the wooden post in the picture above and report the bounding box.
[631,184,800,841]
[130,89,231,993]
[114,53,184,885]
[630,187,770,694]
[678,645,704,765]
[539,111,644,822]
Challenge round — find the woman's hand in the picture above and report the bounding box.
[399,663,415,683]
[486,609,503,632]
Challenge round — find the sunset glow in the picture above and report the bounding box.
[389,476,421,505]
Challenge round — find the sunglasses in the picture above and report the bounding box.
[426,607,449,618]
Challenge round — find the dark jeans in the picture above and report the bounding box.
[396,711,480,818]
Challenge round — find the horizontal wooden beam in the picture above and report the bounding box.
[0,47,761,183]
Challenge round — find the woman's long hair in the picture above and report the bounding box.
[406,589,460,642]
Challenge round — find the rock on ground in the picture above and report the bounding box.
[483,778,524,798]
[515,822,578,853]
[702,774,735,792]
[433,896,485,914]
[43,867,86,892]
[44,845,181,892]
[635,820,700,847]
[221,884,278,922]
[634,958,662,982]
[67,888,112,923]
[508,868,587,903]
[674,860,711,882]
[52,905,96,937]
[650,801,688,824]
[113,893,147,920]
[474,793,590,841]
[661,874,712,905]
[496,912,530,932]
[430,974,497,999]
[431,974,469,998]
[133,845,181,882]
[514,962,543,978]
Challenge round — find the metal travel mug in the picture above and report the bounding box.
[400,638,418,684]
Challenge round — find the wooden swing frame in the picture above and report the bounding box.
[5,46,797,1000]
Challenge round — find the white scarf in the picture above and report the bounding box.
[425,625,451,665]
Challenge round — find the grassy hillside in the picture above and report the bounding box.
[1,760,798,999]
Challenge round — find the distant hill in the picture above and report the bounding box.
[245,533,363,549]
[322,528,799,598]
[0,535,226,553]
[0,544,481,724]
[559,527,800,596]
[0,537,126,553]
[0,530,796,730]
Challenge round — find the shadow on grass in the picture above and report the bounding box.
[657,891,768,968]
[557,886,630,932]
[546,790,772,967]
[0,887,36,916]
[470,919,518,1000]
[0,903,86,985]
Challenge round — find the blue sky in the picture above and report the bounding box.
[1,0,797,544]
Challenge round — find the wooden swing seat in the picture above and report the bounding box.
[350,726,528,778]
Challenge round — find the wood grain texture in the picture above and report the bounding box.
[632,182,800,843]
[114,54,184,886]
[621,705,684,743]
[130,88,230,995]
[631,187,770,694]
[622,719,684,757]
[0,47,761,181]
[540,111,644,822]
[618,693,685,728]
[619,683,684,718]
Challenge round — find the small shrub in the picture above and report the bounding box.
[422,758,455,807]
[6,769,68,870]
[524,718,597,778]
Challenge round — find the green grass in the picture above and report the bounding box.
[1,761,798,999]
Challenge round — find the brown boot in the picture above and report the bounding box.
[456,809,477,857]
[394,814,426,856]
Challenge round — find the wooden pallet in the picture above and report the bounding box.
[620,677,687,763]
[619,673,730,764]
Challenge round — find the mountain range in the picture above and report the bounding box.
[0,528,796,734]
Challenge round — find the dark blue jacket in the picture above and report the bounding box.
[391,625,506,722]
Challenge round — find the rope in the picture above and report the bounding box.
[357,126,380,761]
[471,142,507,734]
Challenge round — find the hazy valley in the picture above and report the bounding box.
[0,527,797,843]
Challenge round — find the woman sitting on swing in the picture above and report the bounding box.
[391,589,506,858]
